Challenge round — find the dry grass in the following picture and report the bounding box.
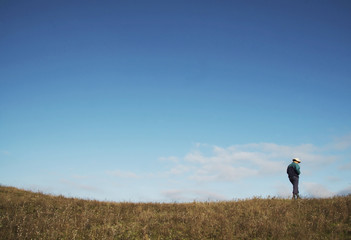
[0,185,350,239]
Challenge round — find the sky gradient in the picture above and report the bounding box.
[1,0,351,202]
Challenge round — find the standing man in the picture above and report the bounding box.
[287,158,301,199]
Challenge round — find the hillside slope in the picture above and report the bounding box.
[0,185,350,239]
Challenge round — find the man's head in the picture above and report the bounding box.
[293,158,301,163]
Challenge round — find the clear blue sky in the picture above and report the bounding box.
[1,0,351,202]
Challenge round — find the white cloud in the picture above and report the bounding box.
[159,156,179,163]
[337,185,351,196]
[169,142,329,183]
[154,140,351,201]
[100,135,351,201]
[330,134,351,150]
[190,164,258,182]
[327,176,342,182]
[303,182,334,198]
[184,151,207,163]
[339,161,351,170]
[162,189,227,202]
[0,150,10,155]
[167,164,190,175]
[275,183,293,198]
[106,170,140,179]
[60,179,101,193]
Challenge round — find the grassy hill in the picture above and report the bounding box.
[0,185,350,239]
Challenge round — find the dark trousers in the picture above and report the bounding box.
[289,176,299,195]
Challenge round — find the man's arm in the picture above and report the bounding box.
[295,164,301,175]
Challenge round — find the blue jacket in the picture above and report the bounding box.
[287,162,300,178]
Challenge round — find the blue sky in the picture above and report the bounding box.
[1,0,351,202]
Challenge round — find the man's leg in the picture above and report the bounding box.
[289,177,294,199]
[292,177,299,199]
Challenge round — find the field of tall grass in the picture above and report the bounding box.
[0,185,350,239]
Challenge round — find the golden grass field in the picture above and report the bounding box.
[0,185,350,239]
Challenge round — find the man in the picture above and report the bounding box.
[287,158,301,199]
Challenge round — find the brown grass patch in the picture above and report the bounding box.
[1,185,350,239]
